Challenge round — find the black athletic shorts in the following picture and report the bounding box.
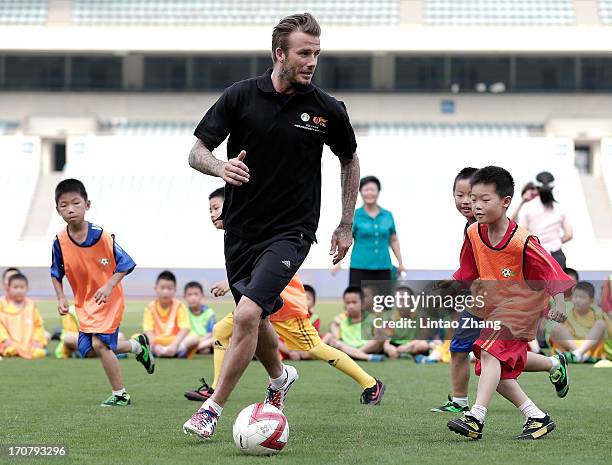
[224,230,312,317]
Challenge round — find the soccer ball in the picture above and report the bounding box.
[232,402,289,456]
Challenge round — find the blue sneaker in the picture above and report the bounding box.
[368,354,385,362]
[415,354,437,364]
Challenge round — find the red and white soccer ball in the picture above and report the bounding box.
[232,402,289,456]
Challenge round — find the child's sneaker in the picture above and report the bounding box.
[431,394,469,413]
[360,379,385,405]
[447,414,484,439]
[184,378,214,401]
[549,353,569,398]
[100,393,131,407]
[516,414,555,440]
[135,334,155,374]
[183,408,218,440]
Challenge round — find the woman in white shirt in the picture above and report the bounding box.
[517,171,573,268]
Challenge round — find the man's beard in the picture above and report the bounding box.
[279,61,311,89]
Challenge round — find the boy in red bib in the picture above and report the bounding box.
[50,179,155,407]
[447,167,573,440]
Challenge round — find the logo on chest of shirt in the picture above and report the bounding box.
[501,268,517,278]
[294,112,328,134]
[99,258,110,266]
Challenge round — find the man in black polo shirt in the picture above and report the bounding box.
[183,13,365,440]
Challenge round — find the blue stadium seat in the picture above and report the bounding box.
[424,0,575,26]
[72,0,399,26]
[0,0,47,25]
[599,0,612,24]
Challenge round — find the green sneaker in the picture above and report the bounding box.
[135,334,155,374]
[431,394,469,413]
[562,351,581,363]
[100,393,131,407]
[549,353,569,398]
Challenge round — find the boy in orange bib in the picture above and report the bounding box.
[143,270,191,358]
[446,167,574,441]
[0,273,47,359]
[50,179,155,407]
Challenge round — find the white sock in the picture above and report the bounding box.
[519,399,545,420]
[548,356,560,373]
[468,404,487,423]
[270,366,289,390]
[178,342,187,353]
[452,396,469,407]
[201,398,223,416]
[112,388,126,397]
[572,349,587,362]
[129,339,142,354]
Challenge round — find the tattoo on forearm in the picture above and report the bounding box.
[188,140,225,177]
[340,153,360,225]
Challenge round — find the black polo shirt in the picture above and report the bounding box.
[194,69,357,243]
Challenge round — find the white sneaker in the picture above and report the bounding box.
[182,408,218,440]
[264,365,299,411]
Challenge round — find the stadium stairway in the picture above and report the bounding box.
[580,174,612,240]
[21,172,63,240]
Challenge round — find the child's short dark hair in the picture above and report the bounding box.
[470,166,514,199]
[453,167,478,192]
[184,281,203,294]
[156,270,177,285]
[209,187,225,200]
[55,178,88,205]
[395,286,414,295]
[8,273,28,286]
[343,286,364,300]
[303,284,316,302]
[574,281,595,299]
[359,176,381,191]
[563,267,579,282]
[2,267,21,279]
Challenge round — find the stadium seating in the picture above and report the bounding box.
[102,120,196,136]
[72,0,400,26]
[600,0,612,25]
[0,0,47,25]
[424,0,575,26]
[0,121,19,134]
[104,121,544,138]
[602,138,612,205]
[35,133,595,270]
[44,135,227,268]
[356,122,544,137]
[0,137,40,243]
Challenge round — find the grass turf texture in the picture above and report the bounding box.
[1,301,610,465]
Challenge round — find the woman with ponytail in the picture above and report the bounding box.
[517,171,573,267]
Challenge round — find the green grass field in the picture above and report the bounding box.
[1,301,610,465]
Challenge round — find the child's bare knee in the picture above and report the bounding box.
[91,336,107,353]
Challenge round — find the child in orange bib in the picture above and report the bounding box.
[50,179,155,407]
[447,166,573,441]
[143,270,191,358]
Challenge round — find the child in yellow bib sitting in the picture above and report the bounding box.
[548,281,612,362]
[0,273,47,359]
